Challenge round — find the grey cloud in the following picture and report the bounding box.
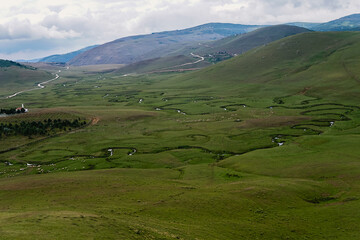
[48,5,65,13]
[0,20,34,40]
[0,25,10,39]
[41,14,91,34]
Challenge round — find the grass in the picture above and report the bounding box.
[0,66,52,96]
[0,31,359,239]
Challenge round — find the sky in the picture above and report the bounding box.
[0,0,359,60]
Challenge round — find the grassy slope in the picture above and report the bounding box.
[194,25,311,55]
[0,32,359,239]
[0,61,52,97]
[169,32,360,103]
[115,55,210,74]
[312,14,360,31]
[114,25,310,75]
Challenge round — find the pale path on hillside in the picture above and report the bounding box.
[5,73,60,99]
[162,52,205,70]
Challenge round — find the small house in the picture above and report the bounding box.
[16,104,28,113]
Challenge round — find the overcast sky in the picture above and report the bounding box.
[0,0,359,60]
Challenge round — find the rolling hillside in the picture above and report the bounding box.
[68,23,263,66]
[286,22,321,29]
[171,31,360,103]
[193,25,311,55]
[312,13,360,31]
[115,55,211,74]
[25,14,359,68]
[116,25,311,74]
[0,60,52,96]
[37,45,98,63]
[39,14,360,67]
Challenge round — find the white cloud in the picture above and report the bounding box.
[0,0,359,60]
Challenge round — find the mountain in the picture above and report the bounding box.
[115,25,311,74]
[38,45,98,63]
[287,14,360,31]
[51,13,360,67]
[16,58,42,63]
[17,45,98,64]
[68,23,263,66]
[312,13,360,31]
[193,25,312,55]
[286,22,320,29]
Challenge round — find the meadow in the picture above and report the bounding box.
[0,32,359,239]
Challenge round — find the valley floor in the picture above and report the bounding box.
[0,43,360,239]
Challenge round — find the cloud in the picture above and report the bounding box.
[0,0,360,60]
[48,5,66,13]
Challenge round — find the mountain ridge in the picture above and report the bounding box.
[115,25,311,74]
[68,23,264,66]
[312,13,360,31]
[21,14,360,66]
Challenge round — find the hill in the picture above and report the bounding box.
[18,45,99,64]
[194,25,312,55]
[28,13,360,68]
[115,25,311,74]
[115,55,211,74]
[68,23,263,66]
[0,59,52,97]
[170,31,360,103]
[37,45,98,63]
[312,13,360,31]
[48,14,360,67]
[286,22,320,29]
[0,59,31,68]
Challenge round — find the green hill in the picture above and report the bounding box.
[194,25,311,55]
[115,55,211,74]
[171,31,360,103]
[0,59,30,68]
[114,25,311,74]
[0,60,52,96]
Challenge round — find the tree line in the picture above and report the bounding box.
[0,108,26,115]
[0,118,87,138]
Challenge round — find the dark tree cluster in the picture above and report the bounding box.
[0,108,26,115]
[0,118,87,138]
[205,52,232,63]
[0,59,35,69]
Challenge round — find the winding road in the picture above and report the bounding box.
[169,52,205,68]
[6,73,60,99]
[145,53,205,74]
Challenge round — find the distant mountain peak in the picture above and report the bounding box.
[68,23,264,66]
[338,13,360,20]
[312,13,360,31]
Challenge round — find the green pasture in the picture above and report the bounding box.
[0,32,359,239]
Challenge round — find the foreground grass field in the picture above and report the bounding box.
[0,32,359,239]
[1,164,359,240]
